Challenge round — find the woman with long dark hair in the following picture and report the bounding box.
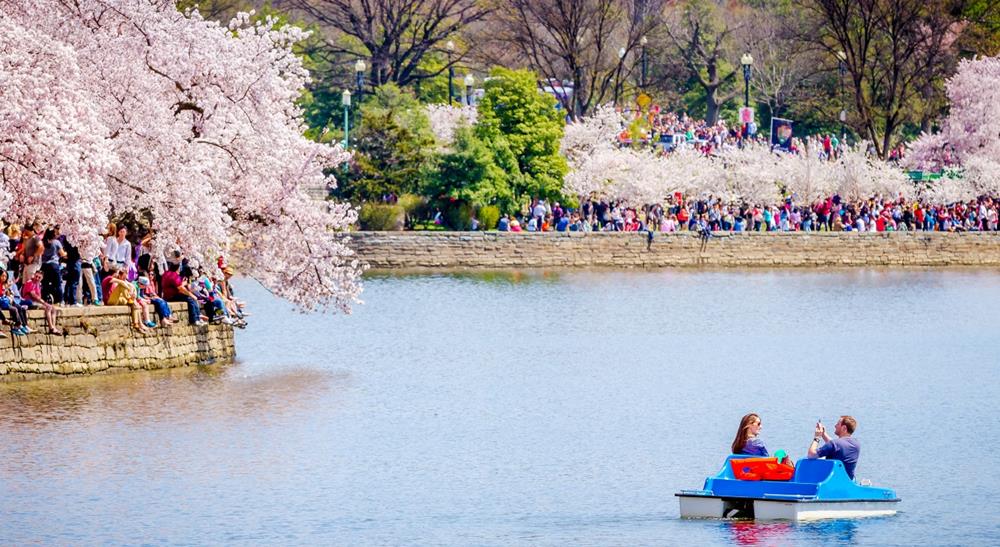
[40,227,65,304]
[731,413,768,456]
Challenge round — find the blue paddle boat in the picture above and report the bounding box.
[676,455,899,521]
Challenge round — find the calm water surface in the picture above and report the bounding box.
[2,269,999,545]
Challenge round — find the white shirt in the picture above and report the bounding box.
[104,236,118,262]
[114,239,132,266]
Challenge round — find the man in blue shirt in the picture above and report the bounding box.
[808,415,861,479]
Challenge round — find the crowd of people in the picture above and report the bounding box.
[617,111,751,155]
[0,222,248,337]
[494,195,1000,235]
[613,108,897,163]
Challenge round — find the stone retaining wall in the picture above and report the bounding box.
[349,231,1000,269]
[0,303,234,381]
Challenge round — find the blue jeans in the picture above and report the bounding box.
[149,298,171,321]
[171,296,201,324]
[42,262,62,304]
[63,261,81,305]
[88,268,103,303]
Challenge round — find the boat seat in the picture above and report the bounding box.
[792,459,836,483]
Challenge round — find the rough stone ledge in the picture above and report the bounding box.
[348,231,1000,270]
[1,302,235,382]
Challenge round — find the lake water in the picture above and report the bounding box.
[2,269,999,545]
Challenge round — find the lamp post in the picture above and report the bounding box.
[741,52,753,143]
[836,50,847,140]
[446,40,455,106]
[341,89,351,149]
[354,59,366,101]
[640,36,648,89]
[464,74,475,106]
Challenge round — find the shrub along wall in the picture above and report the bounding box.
[0,303,234,381]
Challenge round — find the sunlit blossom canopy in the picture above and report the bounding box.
[562,105,917,205]
[0,0,361,311]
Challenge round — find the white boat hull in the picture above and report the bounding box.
[753,499,898,521]
[677,495,898,521]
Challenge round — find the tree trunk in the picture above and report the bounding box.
[706,89,720,125]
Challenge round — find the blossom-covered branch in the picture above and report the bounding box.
[0,0,362,311]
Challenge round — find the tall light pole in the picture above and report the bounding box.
[341,89,351,149]
[464,74,475,106]
[836,50,847,140]
[446,40,455,106]
[640,36,648,90]
[354,59,366,101]
[741,53,753,144]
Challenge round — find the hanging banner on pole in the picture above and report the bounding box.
[771,117,794,150]
[739,107,754,124]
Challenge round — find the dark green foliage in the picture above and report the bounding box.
[338,84,435,202]
[358,203,404,231]
[477,205,500,231]
[475,68,568,205]
[444,202,473,231]
[421,126,515,211]
[397,193,429,228]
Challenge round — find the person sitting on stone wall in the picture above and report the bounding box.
[161,260,206,327]
[20,269,59,334]
[106,267,153,333]
[188,263,231,325]
[0,269,30,336]
[137,276,176,327]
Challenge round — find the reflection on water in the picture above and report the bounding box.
[0,365,349,428]
[1,269,999,545]
[725,520,795,545]
[367,269,567,285]
[722,519,858,546]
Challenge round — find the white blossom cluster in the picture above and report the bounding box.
[562,106,916,206]
[909,55,1000,201]
[0,0,361,311]
[425,104,478,147]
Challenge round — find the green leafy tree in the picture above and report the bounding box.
[421,125,517,211]
[475,67,568,205]
[338,84,435,201]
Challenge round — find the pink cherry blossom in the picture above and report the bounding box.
[426,104,478,146]
[0,0,361,311]
[909,55,1000,198]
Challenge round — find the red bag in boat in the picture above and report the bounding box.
[730,457,795,481]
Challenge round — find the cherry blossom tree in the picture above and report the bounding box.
[0,0,361,311]
[909,55,1000,198]
[835,146,914,202]
[775,146,838,204]
[425,104,478,147]
[0,17,116,257]
[561,104,625,169]
[715,144,782,205]
[922,174,978,205]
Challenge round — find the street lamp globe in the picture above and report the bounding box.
[341,89,351,107]
[618,47,626,59]
[464,74,474,87]
[741,53,754,67]
[446,40,455,52]
[355,59,366,73]
[640,36,648,46]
